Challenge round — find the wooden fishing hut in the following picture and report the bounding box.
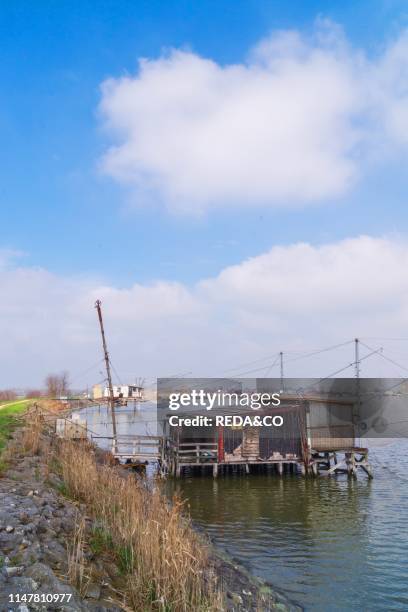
[162,383,372,479]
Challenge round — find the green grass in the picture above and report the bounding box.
[89,525,114,556]
[116,544,135,574]
[56,481,70,497]
[0,400,30,471]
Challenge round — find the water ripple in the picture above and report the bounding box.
[168,441,408,611]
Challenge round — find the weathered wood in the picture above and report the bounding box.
[242,427,260,460]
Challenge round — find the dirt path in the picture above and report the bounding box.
[0,399,31,410]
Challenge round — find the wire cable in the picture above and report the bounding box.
[360,341,408,374]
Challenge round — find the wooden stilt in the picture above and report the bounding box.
[360,463,373,479]
[346,451,357,479]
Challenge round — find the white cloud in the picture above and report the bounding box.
[98,21,408,213]
[2,235,408,388]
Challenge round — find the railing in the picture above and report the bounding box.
[92,434,165,462]
[173,442,218,464]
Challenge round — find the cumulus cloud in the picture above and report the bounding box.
[99,21,408,213]
[2,236,408,388]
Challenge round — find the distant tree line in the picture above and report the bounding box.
[0,389,17,401]
[0,371,71,401]
[25,389,43,399]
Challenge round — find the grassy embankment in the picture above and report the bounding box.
[21,405,223,611]
[0,400,31,472]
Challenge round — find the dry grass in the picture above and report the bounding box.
[54,440,222,611]
[0,405,223,612]
[22,406,44,454]
[66,515,90,596]
[15,405,223,610]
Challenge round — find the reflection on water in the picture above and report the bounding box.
[79,405,408,611]
[78,401,157,451]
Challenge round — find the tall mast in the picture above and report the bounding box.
[95,300,117,446]
[354,337,361,441]
[354,338,360,380]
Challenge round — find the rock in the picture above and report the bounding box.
[86,583,101,599]
[36,519,48,534]
[0,532,21,553]
[49,517,63,532]
[42,539,66,567]
[24,563,89,611]
[41,504,54,518]
[4,566,24,577]
[0,576,41,606]
[27,490,34,496]
[25,561,63,587]
[19,512,30,525]
[5,525,14,533]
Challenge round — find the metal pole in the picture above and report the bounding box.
[95,300,117,450]
[354,338,361,443]
[354,338,360,380]
[280,351,284,391]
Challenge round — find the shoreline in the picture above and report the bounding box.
[205,534,302,612]
[0,402,301,611]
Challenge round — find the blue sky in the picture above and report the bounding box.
[1,0,408,286]
[3,1,408,387]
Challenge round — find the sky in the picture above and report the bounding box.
[2,0,408,388]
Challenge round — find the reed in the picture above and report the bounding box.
[22,408,43,454]
[55,440,222,611]
[66,515,90,596]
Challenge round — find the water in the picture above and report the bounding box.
[77,400,158,450]
[79,404,408,611]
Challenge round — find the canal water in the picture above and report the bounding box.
[78,403,408,611]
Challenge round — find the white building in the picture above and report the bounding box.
[103,384,144,400]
